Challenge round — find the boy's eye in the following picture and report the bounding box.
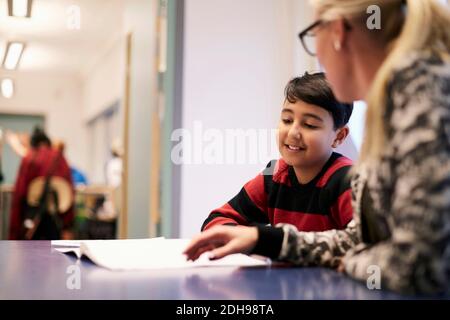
[303,123,319,129]
[281,118,293,124]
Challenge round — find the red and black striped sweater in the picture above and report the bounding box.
[202,152,353,232]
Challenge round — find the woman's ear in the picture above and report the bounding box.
[332,125,349,148]
[330,19,348,52]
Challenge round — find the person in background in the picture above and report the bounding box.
[53,139,88,186]
[9,127,75,240]
[6,130,29,158]
[7,133,88,186]
[105,138,123,188]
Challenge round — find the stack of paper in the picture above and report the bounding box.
[52,238,270,271]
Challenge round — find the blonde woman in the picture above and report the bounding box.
[184,0,450,294]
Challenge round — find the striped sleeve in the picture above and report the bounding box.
[201,166,270,231]
[327,165,353,229]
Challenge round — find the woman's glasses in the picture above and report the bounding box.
[298,19,353,57]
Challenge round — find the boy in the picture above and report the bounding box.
[202,73,353,234]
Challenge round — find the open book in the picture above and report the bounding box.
[52,238,270,271]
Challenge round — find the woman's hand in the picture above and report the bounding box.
[183,225,259,261]
[336,259,346,273]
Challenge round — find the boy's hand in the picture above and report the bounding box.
[61,229,74,240]
[183,225,258,261]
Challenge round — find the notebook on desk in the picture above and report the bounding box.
[51,238,270,271]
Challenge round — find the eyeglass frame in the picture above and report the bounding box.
[298,19,353,57]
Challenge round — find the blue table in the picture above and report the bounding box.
[0,241,436,300]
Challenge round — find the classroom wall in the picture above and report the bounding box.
[81,35,126,183]
[0,71,88,173]
[82,36,126,123]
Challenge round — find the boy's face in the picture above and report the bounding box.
[278,100,342,169]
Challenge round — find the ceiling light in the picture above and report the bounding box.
[2,42,25,70]
[1,79,14,99]
[8,0,33,18]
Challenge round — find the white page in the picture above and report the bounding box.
[51,237,165,248]
[52,238,166,259]
[56,238,269,270]
[54,247,82,258]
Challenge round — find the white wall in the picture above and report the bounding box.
[82,36,126,122]
[81,35,126,183]
[180,0,308,238]
[0,71,88,172]
[291,0,317,75]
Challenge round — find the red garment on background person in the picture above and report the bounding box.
[8,145,75,240]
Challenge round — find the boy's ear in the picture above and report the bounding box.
[332,125,349,148]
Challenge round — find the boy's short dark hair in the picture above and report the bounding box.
[30,126,51,148]
[284,72,353,129]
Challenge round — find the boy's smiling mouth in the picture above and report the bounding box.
[285,144,307,152]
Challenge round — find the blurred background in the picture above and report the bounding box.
[1,0,446,240]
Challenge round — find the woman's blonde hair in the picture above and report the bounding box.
[310,0,450,163]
